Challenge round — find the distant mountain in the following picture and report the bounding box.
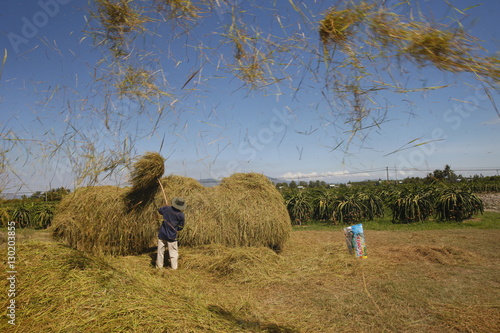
[198,178,220,187]
[197,176,286,187]
[267,176,287,184]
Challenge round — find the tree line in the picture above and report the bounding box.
[276,165,500,189]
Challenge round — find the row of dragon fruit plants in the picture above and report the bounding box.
[281,185,485,225]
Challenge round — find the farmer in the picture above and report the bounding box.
[156,197,186,270]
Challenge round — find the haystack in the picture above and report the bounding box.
[52,152,165,255]
[51,185,157,255]
[168,173,291,252]
[52,153,291,255]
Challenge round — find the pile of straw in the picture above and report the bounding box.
[52,152,166,255]
[182,243,284,283]
[175,173,291,252]
[52,153,291,255]
[125,151,165,208]
[51,185,158,255]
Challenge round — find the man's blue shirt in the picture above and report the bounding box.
[158,206,185,242]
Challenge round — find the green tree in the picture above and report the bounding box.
[275,182,288,190]
[298,181,308,188]
[427,165,458,183]
[443,165,458,182]
[46,188,71,201]
[30,188,71,201]
[31,191,44,199]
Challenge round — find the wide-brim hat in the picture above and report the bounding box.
[172,197,186,211]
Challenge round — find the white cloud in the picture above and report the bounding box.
[481,117,500,125]
[280,170,369,180]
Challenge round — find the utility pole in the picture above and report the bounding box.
[386,167,389,183]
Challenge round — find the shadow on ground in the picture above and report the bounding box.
[208,305,299,333]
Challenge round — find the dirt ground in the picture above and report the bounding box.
[0,228,52,246]
[477,193,500,212]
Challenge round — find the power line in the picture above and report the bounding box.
[281,167,500,181]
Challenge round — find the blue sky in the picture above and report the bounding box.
[1,0,499,194]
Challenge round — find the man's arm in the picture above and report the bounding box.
[178,215,185,231]
[158,206,167,215]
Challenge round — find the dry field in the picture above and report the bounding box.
[2,222,500,332]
